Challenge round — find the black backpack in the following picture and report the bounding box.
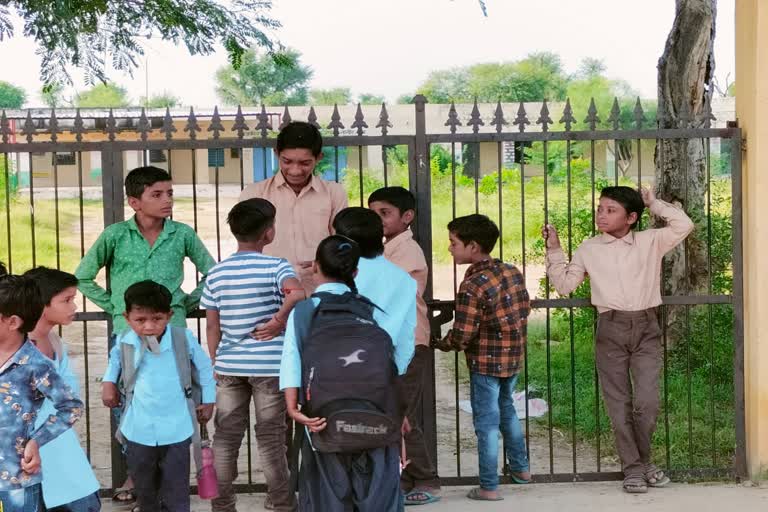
[294,291,401,453]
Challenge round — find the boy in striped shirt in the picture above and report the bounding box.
[201,198,305,512]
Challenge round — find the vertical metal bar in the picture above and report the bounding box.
[683,139,693,467]
[543,140,554,475]
[383,146,389,187]
[3,154,11,272]
[239,148,245,191]
[450,139,460,477]
[29,152,36,267]
[358,145,364,207]
[214,163,221,261]
[613,139,619,186]
[659,137,671,470]
[53,158,60,269]
[706,137,716,466]
[566,140,577,475]
[77,151,91,459]
[262,147,268,181]
[334,147,339,183]
[590,139,600,472]
[167,150,173,180]
[497,142,503,260]
[730,128,746,478]
[520,148,530,462]
[637,138,643,229]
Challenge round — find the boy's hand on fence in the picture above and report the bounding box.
[288,408,327,433]
[101,382,120,408]
[21,439,41,475]
[251,316,286,341]
[197,403,214,423]
[542,224,561,250]
[640,186,656,207]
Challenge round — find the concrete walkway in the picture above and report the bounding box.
[102,482,768,512]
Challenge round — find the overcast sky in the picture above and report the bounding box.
[0,0,736,107]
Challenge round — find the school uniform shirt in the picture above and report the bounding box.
[239,173,348,269]
[434,259,530,378]
[0,341,83,492]
[75,216,217,334]
[279,282,415,390]
[384,229,430,346]
[546,199,694,312]
[102,327,216,447]
[35,335,99,508]
[201,251,296,377]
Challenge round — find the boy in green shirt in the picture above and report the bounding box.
[76,166,216,334]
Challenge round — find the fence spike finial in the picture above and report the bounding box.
[513,102,530,133]
[184,107,201,140]
[536,100,553,133]
[607,97,621,131]
[559,98,576,132]
[255,104,272,138]
[375,103,393,136]
[207,106,224,139]
[351,103,368,136]
[0,111,9,144]
[307,106,320,128]
[467,98,485,134]
[48,109,60,143]
[137,108,152,142]
[279,106,292,130]
[491,101,507,134]
[584,98,600,131]
[327,104,344,136]
[232,105,249,139]
[444,102,461,134]
[633,97,646,129]
[71,108,85,142]
[105,109,117,141]
[162,107,177,140]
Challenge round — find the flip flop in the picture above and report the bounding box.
[466,487,504,501]
[510,472,531,484]
[623,474,648,494]
[644,465,671,488]
[404,490,441,506]
[112,488,136,503]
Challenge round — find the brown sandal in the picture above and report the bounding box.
[623,474,648,494]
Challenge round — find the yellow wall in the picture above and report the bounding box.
[736,0,768,480]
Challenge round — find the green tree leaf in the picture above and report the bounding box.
[0,81,26,109]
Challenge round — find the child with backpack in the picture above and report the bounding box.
[279,236,405,512]
[201,198,304,512]
[101,280,216,512]
[24,267,101,511]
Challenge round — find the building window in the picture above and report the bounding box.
[230,148,241,159]
[208,148,225,168]
[149,149,167,163]
[52,152,76,166]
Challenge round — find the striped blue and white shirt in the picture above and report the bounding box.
[201,251,296,377]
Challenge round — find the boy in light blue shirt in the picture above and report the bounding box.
[101,280,216,512]
[24,267,100,512]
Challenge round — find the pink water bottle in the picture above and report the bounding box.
[198,427,219,499]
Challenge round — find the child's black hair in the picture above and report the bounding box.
[124,166,172,199]
[315,235,360,293]
[23,267,78,305]
[0,275,44,334]
[227,198,277,243]
[124,280,172,314]
[600,186,645,229]
[276,122,323,157]
[447,214,500,254]
[332,207,384,258]
[367,186,416,216]
[0,261,6,276]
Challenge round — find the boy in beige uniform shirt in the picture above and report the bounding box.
[239,122,348,293]
[543,186,693,494]
[369,187,441,506]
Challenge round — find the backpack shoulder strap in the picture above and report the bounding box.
[292,297,318,355]
[169,326,203,476]
[116,337,140,446]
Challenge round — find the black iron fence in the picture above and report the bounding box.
[0,96,744,491]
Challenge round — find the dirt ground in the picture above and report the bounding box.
[100,482,768,512]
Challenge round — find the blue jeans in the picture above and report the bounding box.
[0,484,42,512]
[45,492,101,512]
[469,372,529,491]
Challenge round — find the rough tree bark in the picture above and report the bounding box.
[656,0,716,303]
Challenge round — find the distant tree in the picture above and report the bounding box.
[139,92,182,108]
[359,93,386,105]
[215,49,312,106]
[0,81,26,109]
[0,1,280,86]
[310,88,352,105]
[40,82,72,108]
[577,57,607,79]
[396,94,415,104]
[416,52,569,103]
[75,83,130,108]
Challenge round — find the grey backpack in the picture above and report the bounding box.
[116,326,203,473]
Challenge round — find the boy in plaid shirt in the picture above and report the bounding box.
[433,214,531,502]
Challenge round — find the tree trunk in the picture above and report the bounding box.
[655,0,716,341]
